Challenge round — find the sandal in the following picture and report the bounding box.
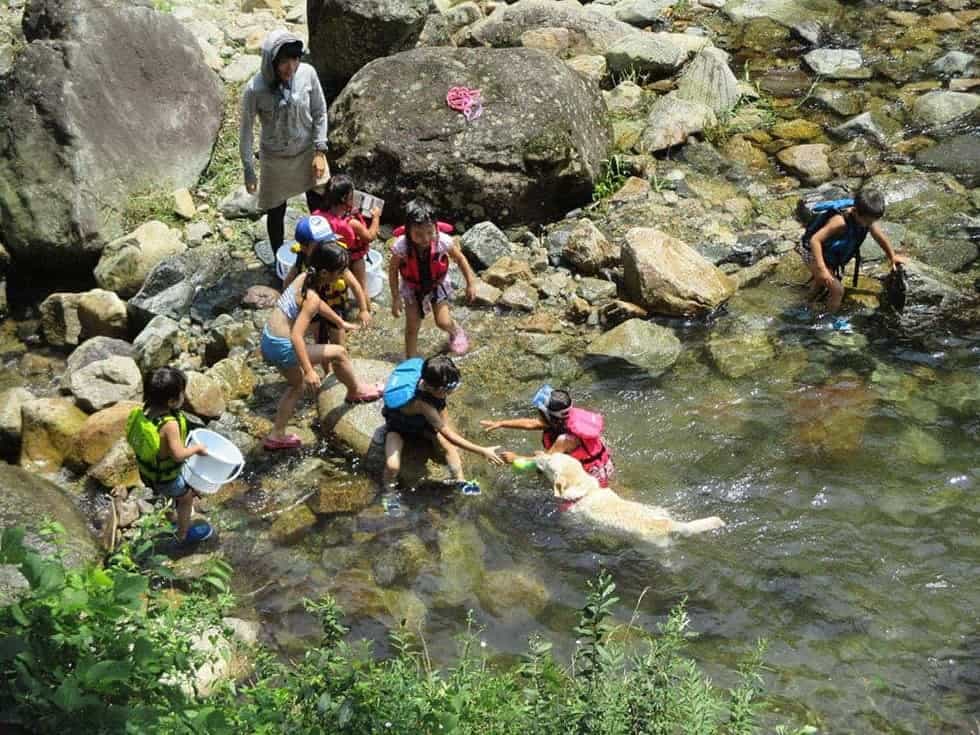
[263,434,302,451]
[345,382,384,404]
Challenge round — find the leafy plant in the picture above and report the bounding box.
[592,155,629,201]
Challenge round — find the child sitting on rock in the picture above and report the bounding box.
[315,174,381,303]
[382,355,503,492]
[481,385,615,488]
[126,367,213,544]
[389,198,477,358]
[797,188,907,315]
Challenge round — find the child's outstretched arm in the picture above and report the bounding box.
[389,253,404,317]
[344,268,372,326]
[500,434,579,464]
[448,237,478,302]
[480,417,549,432]
[316,298,356,331]
[868,222,907,269]
[417,403,503,465]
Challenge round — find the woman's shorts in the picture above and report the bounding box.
[261,327,299,368]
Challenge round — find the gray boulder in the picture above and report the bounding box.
[94,221,186,298]
[640,93,716,153]
[461,222,511,270]
[675,47,740,115]
[132,315,182,371]
[40,288,128,347]
[614,0,677,25]
[585,318,681,377]
[329,47,610,227]
[605,32,707,78]
[63,336,136,388]
[0,0,222,272]
[915,133,980,187]
[68,356,143,412]
[724,0,842,26]
[929,51,975,78]
[128,245,231,326]
[309,0,432,97]
[777,144,832,185]
[562,218,619,275]
[828,112,888,147]
[910,91,980,128]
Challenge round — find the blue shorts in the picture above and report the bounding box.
[261,327,298,368]
[155,473,190,498]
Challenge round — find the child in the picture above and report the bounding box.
[481,386,615,488]
[261,240,383,450]
[389,198,478,358]
[126,367,212,544]
[797,189,907,314]
[283,215,372,346]
[316,174,381,301]
[382,355,503,489]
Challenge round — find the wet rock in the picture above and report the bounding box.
[722,136,769,170]
[207,356,256,401]
[218,187,261,220]
[19,397,88,472]
[68,356,142,413]
[640,93,716,152]
[483,256,534,289]
[724,0,842,26]
[772,118,822,141]
[585,318,681,377]
[790,375,874,459]
[465,0,637,55]
[0,464,100,604]
[605,33,705,79]
[897,426,945,466]
[915,133,980,187]
[577,277,618,303]
[675,47,740,115]
[803,48,869,79]
[477,567,550,617]
[329,47,611,228]
[461,222,511,270]
[0,387,34,458]
[382,588,428,630]
[436,520,485,606]
[758,68,810,97]
[622,228,736,316]
[294,457,375,514]
[184,371,227,419]
[873,259,975,334]
[707,329,775,378]
[910,90,980,128]
[72,401,140,467]
[63,337,136,387]
[500,282,540,311]
[812,86,863,116]
[930,51,976,78]
[776,144,831,185]
[828,112,888,146]
[269,505,318,545]
[0,0,222,273]
[128,246,232,326]
[597,299,648,327]
[133,315,182,372]
[563,219,618,276]
[309,0,431,97]
[372,533,429,587]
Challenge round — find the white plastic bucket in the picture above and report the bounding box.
[181,429,244,495]
[276,244,297,282]
[364,249,384,299]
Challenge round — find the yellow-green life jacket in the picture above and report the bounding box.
[125,407,188,484]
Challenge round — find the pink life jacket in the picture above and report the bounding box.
[542,408,611,474]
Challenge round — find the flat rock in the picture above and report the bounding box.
[585,318,681,377]
[915,133,980,186]
[641,92,716,152]
[803,48,870,79]
[68,356,143,412]
[910,90,980,128]
[776,143,832,184]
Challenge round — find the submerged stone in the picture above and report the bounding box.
[586,318,682,377]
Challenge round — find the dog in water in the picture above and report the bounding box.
[535,453,725,544]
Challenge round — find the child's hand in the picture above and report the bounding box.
[482,446,504,465]
[342,320,360,332]
[370,206,381,219]
[358,309,373,328]
[891,254,908,269]
[500,450,517,463]
[392,296,403,318]
[194,444,209,456]
[816,268,836,290]
[465,283,476,303]
[480,419,501,433]
[303,369,321,392]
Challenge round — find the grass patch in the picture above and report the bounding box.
[120,187,182,233]
[592,155,630,201]
[199,83,246,203]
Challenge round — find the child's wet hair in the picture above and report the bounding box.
[404,198,436,228]
[302,241,349,298]
[855,189,885,220]
[421,355,460,389]
[144,367,187,409]
[327,174,355,207]
[547,389,572,414]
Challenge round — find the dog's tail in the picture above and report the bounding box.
[675,516,726,535]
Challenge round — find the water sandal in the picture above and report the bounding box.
[832,316,852,333]
[381,492,404,517]
[448,327,469,355]
[263,434,302,451]
[181,522,214,545]
[457,480,481,496]
[345,382,384,404]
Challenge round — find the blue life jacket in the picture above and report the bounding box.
[803,198,869,272]
[383,358,425,410]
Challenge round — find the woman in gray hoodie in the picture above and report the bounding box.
[239,30,329,253]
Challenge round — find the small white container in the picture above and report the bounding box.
[275,244,298,282]
[364,249,384,299]
[181,429,244,495]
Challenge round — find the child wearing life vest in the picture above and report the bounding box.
[315,174,381,303]
[282,215,372,346]
[481,386,615,488]
[797,189,907,314]
[261,240,383,451]
[382,355,503,489]
[389,199,477,358]
[126,367,213,544]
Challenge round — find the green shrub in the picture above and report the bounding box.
[593,156,629,201]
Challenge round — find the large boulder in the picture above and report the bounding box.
[464,0,637,55]
[67,356,142,412]
[585,318,681,377]
[910,91,980,128]
[460,222,511,270]
[128,245,231,327]
[916,133,980,187]
[308,0,432,98]
[94,221,187,298]
[0,0,222,272]
[19,397,88,472]
[40,288,128,347]
[0,463,100,605]
[72,401,140,468]
[328,47,611,227]
[622,228,736,316]
[640,93,717,153]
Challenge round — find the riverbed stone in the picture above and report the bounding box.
[95,221,187,298]
[63,337,137,388]
[477,567,550,617]
[605,81,643,114]
[915,133,980,187]
[372,533,430,587]
[483,256,534,288]
[68,356,143,412]
[776,144,832,184]
[87,438,140,490]
[605,32,706,78]
[20,397,89,472]
[269,505,318,545]
[577,277,618,303]
[724,0,842,25]
[73,401,140,468]
[500,282,540,311]
[132,315,183,372]
[675,47,740,115]
[184,371,226,419]
[930,51,976,78]
[436,520,485,607]
[207,356,256,402]
[707,329,775,378]
[812,86,863,116]
[910,90,980,128]
[828,112,889,146]
[562,219,618,276]
[803,48,869,79]
[772,118,823,141]
[585,318,681,377]
[128,245,231,326]
[0,387,34,457]
[461,222,511,270]
[622,228,736,316]
[640,93,717,152]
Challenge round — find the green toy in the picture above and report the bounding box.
[512,457,537,472]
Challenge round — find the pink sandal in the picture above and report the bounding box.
[345,382,384,404]
[263,434,302,451]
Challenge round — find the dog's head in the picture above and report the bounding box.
[534,452,599,501]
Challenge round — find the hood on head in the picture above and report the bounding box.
[261,29,303,86]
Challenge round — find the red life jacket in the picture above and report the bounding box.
[396,235,450,294]
[319,210,366,257]
[542,407,611,474]
[392,221,454,238]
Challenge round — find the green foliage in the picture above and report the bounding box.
[199,84,246,201]
[120,188,182,233]
[592,156,629,201]
[0,526,808,735]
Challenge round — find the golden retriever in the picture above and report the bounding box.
[535,453,725,544]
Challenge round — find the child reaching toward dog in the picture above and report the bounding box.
[389,198,478,358]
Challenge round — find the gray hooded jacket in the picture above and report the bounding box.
[239,30,328,185]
